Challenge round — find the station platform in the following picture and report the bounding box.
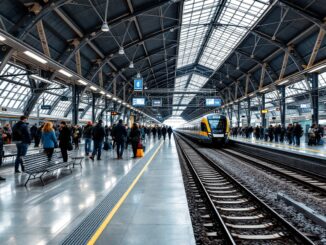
[231,136,326,160]
[0,136,195,245]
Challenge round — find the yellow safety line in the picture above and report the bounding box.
[237,138,325,155]
[87,141,163,245]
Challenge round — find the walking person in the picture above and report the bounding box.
[58,121,71,162]
[293,123,303,146]
[72,125,81,149]
[111,119,127,159]
[130,123,141,158]
[167,126,173,140]
[162,126,167,140]
[157,126,162,140]
[41,122,58,161]
[83,121,93,156]
[12,116,31,173]
[152,126,157,139]
[90,120,106,161]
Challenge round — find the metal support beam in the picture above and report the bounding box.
[279,50,289,80]
[308,28,325,68]
[279,85,286,127]
[245,74,250,96]
[36,20,51,57]
[92,93,96,123]
[308,73,319,125]
[247,97,251,126]
[261,93,266,128]
[237,102,240,128]
[72,84,80,125]
[75,50,82,75]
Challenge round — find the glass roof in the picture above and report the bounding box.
[177,0,219,68]
[199,0,269,69]
[0,64,31,111]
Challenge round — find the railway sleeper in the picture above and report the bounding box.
[226,222,274,229]
[231,232,285,240]
[221,214,265,220]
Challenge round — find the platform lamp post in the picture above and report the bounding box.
[279,85,286,127]
[307,73,319,125]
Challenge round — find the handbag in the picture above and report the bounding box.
[136,148,144,157]
[67,141,73,151]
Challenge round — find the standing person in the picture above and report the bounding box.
[162,126,167,140]
[280,125,286,143]
[167,126,173,140]
[41,122,58,161]
[129,123,141,158]
[157,126,162,140]
[268,125,274,142]
[35,124,43,147]
[30,123,37,144]
[3,124,12,144]
[83,121,93,156]
[0,128,5,181]
[274,124,281,143]
[125,124,130,150]
[90,120,106,161]
[111,119,127,159]
[286,124,293,145]
[152,126,157,139]
[12,116,31,173]
[72,125,81,149]
[58,121,71,162]
[293,123,303,146]
[254,126,260,140]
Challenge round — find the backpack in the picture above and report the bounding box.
[12,124,23,141]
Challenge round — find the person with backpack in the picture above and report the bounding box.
[12,116,31,173]
[111,119,127,159]
[83,121,93,156]
[90,120,106,161]
[41,122,58,161]
[129,123,141,158]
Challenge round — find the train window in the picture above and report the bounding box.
[208,118,226,133]
[200,122,207,132]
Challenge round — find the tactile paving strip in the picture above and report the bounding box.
[61,141,162,245]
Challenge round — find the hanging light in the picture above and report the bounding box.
[136,72,141,78]
[129,61,134,68]
[101,22,110,32]
[119,47,124,55]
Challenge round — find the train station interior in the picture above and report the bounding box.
[0,0,325,244]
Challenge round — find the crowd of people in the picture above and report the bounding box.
[231,123,324,146]
[0,116,173,181]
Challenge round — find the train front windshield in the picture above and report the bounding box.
[208,117,226,134]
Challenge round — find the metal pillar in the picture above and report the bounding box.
[261,93,266,128]
[237,102,240,128]
[247,97,251,126]
[279,85,286,127]
[92,93,96,123]
[72,84,80,125]
[307,73,319,125]
[105,99,108,126]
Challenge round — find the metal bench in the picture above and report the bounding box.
[22,151,74,186]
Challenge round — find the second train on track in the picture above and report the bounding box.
[176,113,231,146]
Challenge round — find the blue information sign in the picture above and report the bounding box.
[134,79,143,91]
[132,97,145,107]
[205,98,222,107]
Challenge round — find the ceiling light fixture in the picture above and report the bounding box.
[278,79,289,86]
[90,86,97,91]
[77,79,87,85]
[0,34,6,41]
[100,91,105,95]
[136,72,141,78]
[118,47,124,55]
[101,22,110,32]
[260,87,269,93]
[24,51,47,64]
[129,61,134,68]
[58,69,73,78]
[106,94,112,98]
[113,97,118,101]
[30,74,52,84]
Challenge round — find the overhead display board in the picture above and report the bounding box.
[152,99,162,107]
[134,78,143,91]
[132,97,145,107]
[205,98,222,107]
[261,109,269,114]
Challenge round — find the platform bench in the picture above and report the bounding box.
[22,152,74,186]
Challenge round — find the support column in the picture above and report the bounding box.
[105,99,108,125]
[247,97,251,126]
[92,93,96,123]
[261,93,266,128]
[72,84,80,125]
[279,85,286,127]
[308,73,319,125]
[237,102,240,128]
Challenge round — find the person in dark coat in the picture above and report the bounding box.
[167,126,173,140]
[35,124,43,147]
[286,124,293,145]
[12,116,31,173]
[274,124,281,143]
[111,119,127,159]
[59,121,71,162]
[30,123,37,144]
[162,126,167,140]
[90,120,106,161]
[157,126,162,140]
[293,123,303,146]
[268,125,274,142]
[280,125,286,143]
[152,126,157,139]
[83,121,93,156]
[129,123,141,158]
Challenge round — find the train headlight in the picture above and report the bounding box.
[208,132,212,138]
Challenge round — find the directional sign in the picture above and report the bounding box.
[132,97,145,107]
[134,79,143,91]
[41,105,51,110]
[205,98,222,107]
[152,99,162,107]
[261,109,268,114]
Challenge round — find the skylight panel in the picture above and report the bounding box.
[199,0,269,70]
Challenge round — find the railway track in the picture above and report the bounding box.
[175,133,314,244]
[218,148,326,197]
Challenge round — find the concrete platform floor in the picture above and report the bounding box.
[232,136,326,159]
[0,137,162,245]
[96,137,195,245]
